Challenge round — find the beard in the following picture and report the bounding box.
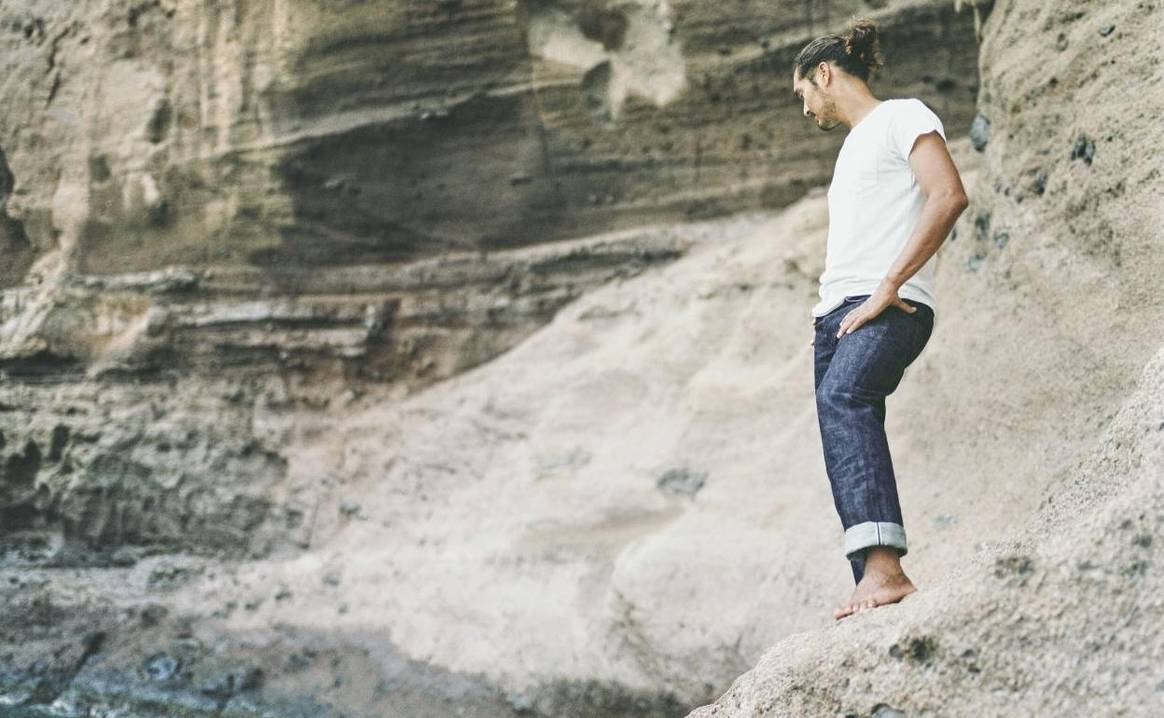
[816,98,842,130]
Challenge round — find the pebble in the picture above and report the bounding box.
[1071,134,1095,165]
[970,112,990,152]
[143,652,180,681]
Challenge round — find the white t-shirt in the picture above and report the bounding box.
[811,97,947,320]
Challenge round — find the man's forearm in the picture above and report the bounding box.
[880,194,968,290]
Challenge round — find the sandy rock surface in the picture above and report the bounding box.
[690,0,1164,714]
[2,0,1161,716]
[0,0,981,569]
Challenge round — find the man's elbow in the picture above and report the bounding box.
[943,190,969,213]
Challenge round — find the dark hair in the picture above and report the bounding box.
[793,17,884,85]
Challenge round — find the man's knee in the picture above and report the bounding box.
[816,380,873,410]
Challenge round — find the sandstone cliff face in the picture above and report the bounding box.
[0,0,983,276]
[3,0,1110,716]
[0,0,980,566]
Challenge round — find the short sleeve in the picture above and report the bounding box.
[890,99,946,161]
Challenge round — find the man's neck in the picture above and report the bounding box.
[841,95,884,130]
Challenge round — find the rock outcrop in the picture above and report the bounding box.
[10,0,1159,716]
[689,0,1164,715]
[0,0,982,573]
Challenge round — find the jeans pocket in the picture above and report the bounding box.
[904,304,934,354]
[909,303,935,331]
[816,295,870,328]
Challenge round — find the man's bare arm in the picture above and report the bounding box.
[880,131,969,291]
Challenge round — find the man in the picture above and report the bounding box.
[790,19,969,621]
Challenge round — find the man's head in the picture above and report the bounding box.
[791,17,884,131]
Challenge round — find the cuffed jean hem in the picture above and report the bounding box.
[844,521,908,561]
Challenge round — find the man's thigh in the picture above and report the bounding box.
[812,297,867,391]
[818,307,925,397]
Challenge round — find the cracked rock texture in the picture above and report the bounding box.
[5,0,1157,716]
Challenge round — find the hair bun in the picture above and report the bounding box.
[843,17,883,77]
[792,15,884,84]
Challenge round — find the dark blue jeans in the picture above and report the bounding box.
[812,294,934,585]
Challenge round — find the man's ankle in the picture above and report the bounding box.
[861,547,907,576]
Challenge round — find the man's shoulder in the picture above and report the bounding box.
[874,99,927,130]
[894,97,941,118]
[886,99,946,142]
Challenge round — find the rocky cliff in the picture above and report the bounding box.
[0,0,983,565]
[689,0,1164,715]
[5,0,1157,716]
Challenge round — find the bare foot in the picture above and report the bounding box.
[833,571,917,621]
